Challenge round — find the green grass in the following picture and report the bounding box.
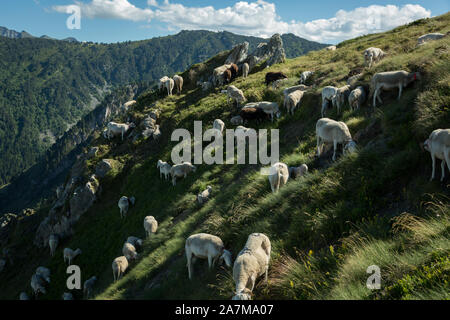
[0,13,449,300]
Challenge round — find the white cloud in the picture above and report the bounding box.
[52,1,432,43]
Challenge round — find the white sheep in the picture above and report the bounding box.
[153,124,162,140]
[316,118,357,161]
[118,196,135,218]
[268,162,289,193]
[231,115,244,126]
[122,242,138,261]
[126,236,143,249]
[223,85,246,107]
[112,256,129,282]
[321,86,338,117]
[197,186,212,205]
[83,276,98,299]
[364,47,386,68]
[289,164,309,179]
[213,64,232,87]
[144,216,158,238]
[31,274,47,295]
[170,162,197,186]
[0,259,5,273]
[370,70,421,107]
[36,267,51,283]
[63,248,82,265]
[159,76,169,92]
[157,160,172,181]
[232,233,271,300]
[423,129,450,181]
[326,45,337,51]
[106,122,136,141]
[286,90,304,116]
[213,119,225,135]
[283,85,309,109]
[244,102,281,122]
[333,85,351,114]
[49,234,59,257]
[242,63,250,78]
[299,71,314,84]
[348,86,366,111]
[185,233,232,280]
[19,292,30,300]
[173,75,184,95]
[272,78,289,89]
[122,100,137,112]
[418,33,445,45]
[165,78,175,96]
[62,292,74,300]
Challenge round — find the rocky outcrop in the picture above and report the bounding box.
[95,159,115,178]
[225,42,249,65]
[246,34,286,68]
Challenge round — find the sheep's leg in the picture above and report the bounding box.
[376,89,383,104]
[186,252,193,280]
[332,140,338,161]
[441,160,445,182]
[398,84,403,100]
[430,154,436,181]
[265,266,269,283]
[208,255,213,269]
[317,136,322,157]
[445,149,450,175]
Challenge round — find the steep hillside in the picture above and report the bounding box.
[0,14,449,300]
[0,29,325,186]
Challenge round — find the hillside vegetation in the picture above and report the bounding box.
[0,14,449,300]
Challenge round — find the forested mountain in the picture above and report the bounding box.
[0,29,327,185]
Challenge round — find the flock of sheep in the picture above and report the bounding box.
[15,31,449,301]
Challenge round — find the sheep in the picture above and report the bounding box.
[112,256,129,282]
[106,121,136,141]
[165,78,175,96]
[62,292,74,300]
[159,76,169,92]
[232,233,271,300]
[289,164,309,179]
[299,71,314,84]
[286,90,304,116]
[31,274,47,296]
[170,162,197,186]
[185,233,232,280]
[321,86,338,117]
[0,259,5,273]
[122,242,138,261]
[213,119,225,135]
[224,69,233,84]
[126,236,143,250]
[122,100,137,112]
[229,63,239,80]
[418,33,445,45]
[316,118,357,161]
[143,216,158,238]
[347,73,363,87]
[244,102,281,122]
[268,162,289,193]
[283,85,309,109]
[157,160,172,181]
[197,186,212,205]
[153,124,162,140]
[326,45,337,51]
[49,234,59,257]
[173,75,184,95]
[364,47,386,68]
[83,276,98,299]
[118,196,135,218]
[242,63,250,78]
[265,72,288,86]
[35,267,51,284]
[348,86,366,111]
[240,107,269,124]
[370,71,421,107]
[223,85,246,108]
[272,78,289,89]
[231,115,244,126]
[333,85,351,114]
[213,64,232,87]
[423,129,450,181]
[19,292,30,300]
[63,248,82,265]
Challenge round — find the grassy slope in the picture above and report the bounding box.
[1,14,449,300]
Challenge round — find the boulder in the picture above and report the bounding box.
[95,159,117,178]
[225,42,249,65]
[245,34,286,68]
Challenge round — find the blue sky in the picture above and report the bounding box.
[1,1,448,44]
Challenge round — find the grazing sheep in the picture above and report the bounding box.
[268,162,289,193]
[159,76,169,92]
[316,118,357,161]
[165,78,175,96]
[244,101,281,122]
[106,122,136,141]
[321,86,338,117]
[112,256,128,282]
[213,64,232,87]
[347,73,363,87]
[62,292,74,300]
[0,259,5,273]
[63,248,82,265]
[123,100,137,112]
[173,75,184,95]
[223,85,246,107]
[185,233,232,280]
[170,162,197,186]
[229,63,239,80]
[272,78,289,89]
[240,107,269,124]
[213,119,225,135]
[223,69,233,84]
[126,237,143,250]
[122,242,138,261]
[370,70,421,107]
[364,47,386,68]
[283,85,309,109]
[286,90,305,116]
[348,86,366,111]
[423,129,450,181]
[157,160,172,181]
[232,233,271,300]
[31,274,47,295]
[118,196,135,218]
[83,276,98,299]
[289,164,309,179]
[299,71,314,84]
[326,45,337,51]
[49,234,59,257]
[265,72,288,86]
[143,216,158,238]
[418,33,445,45]
[333,85,351,114]
[197,186,212,205]
[19,292,30,300]
[231,115,244,126]
[242,63,250,78]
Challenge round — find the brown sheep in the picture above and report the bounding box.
[265,72,287,86]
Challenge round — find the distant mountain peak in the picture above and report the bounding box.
[0,26,77,42]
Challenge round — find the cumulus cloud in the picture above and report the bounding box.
[52,1,432,43]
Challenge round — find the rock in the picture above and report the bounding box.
[245,34,286,68]
[95,159,117,178]
[225,42,249,65]
[87,147,99,159]
[69,175,100,219]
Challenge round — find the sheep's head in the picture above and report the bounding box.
[276,111,282,119]
[345,141,357,154]
[129,122,136,128]
[232,289,252,300]
[423,139,431,152]
[137,239,143,247]
[157,160,163,169]
[191,165,197,172]
[219,250,233,268]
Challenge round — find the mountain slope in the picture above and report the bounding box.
[0,13,449,300]
[0,29,326,186]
